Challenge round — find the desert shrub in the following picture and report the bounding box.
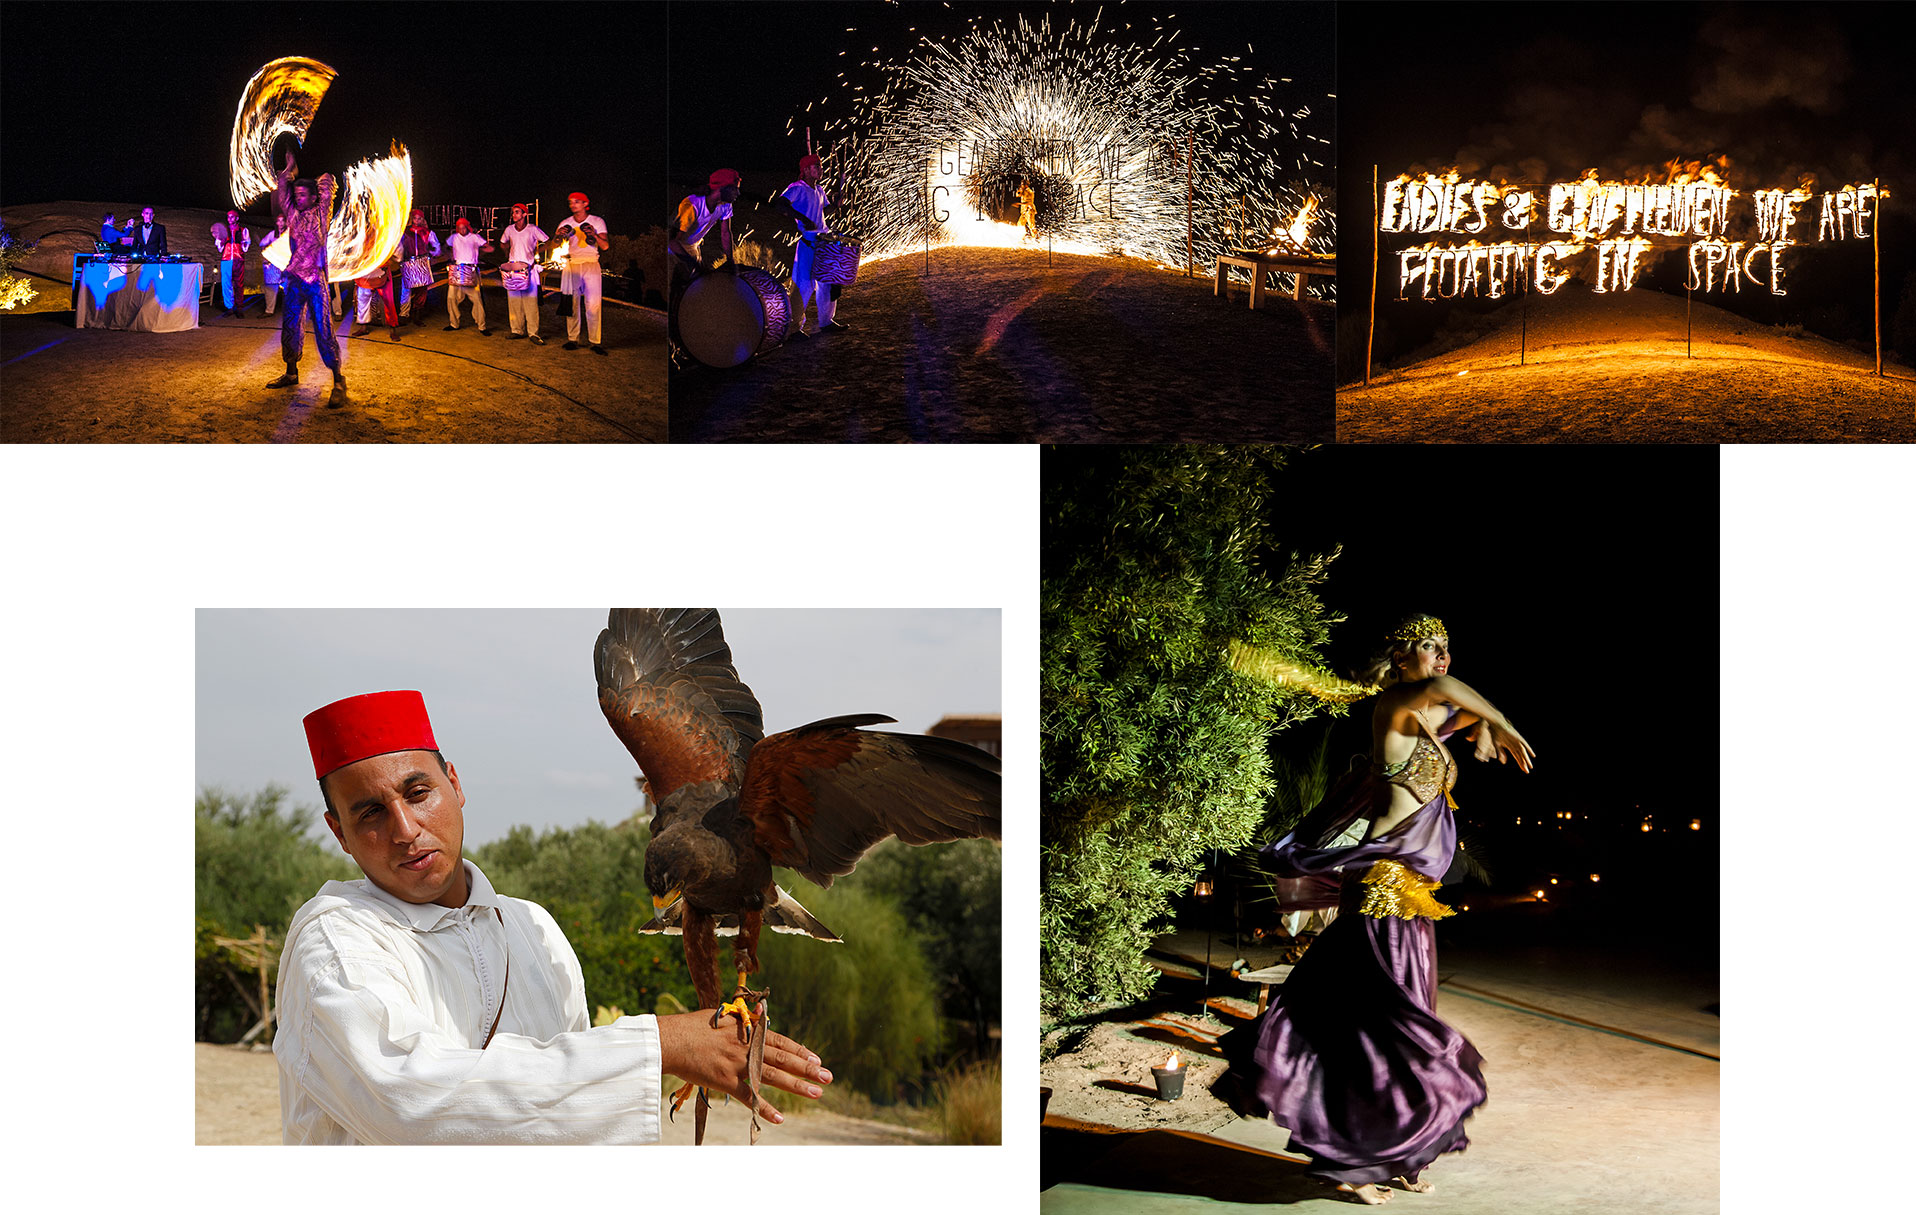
[937,1058,1002,1144]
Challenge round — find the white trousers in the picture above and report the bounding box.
[791,238,837,329]
[561,262,602,344]
[447,272,485,328]
[505,285,540,336]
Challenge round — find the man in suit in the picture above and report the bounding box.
[128,207,167,256]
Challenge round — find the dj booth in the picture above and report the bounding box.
[73,254,203,331]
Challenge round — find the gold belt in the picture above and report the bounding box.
[1358,859,1456,921]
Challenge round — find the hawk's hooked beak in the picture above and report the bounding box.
[652,889,682,913]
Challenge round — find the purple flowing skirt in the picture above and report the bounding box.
[1223,871,1487,1185]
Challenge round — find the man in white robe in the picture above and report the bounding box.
[275,689,832,1144]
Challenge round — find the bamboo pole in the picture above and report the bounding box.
[1366,165,1379,387]
[1186,130,1195,277]
[1875,178,1883,377]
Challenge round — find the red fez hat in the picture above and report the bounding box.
[799,154,822,172]
[709,168,740,188]
[568,191,590,206]
[304,690,438,780]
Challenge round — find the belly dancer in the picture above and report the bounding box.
[1222,615,1535,1205]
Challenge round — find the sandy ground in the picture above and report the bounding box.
[2,201,665,442]
[1337,287,1916,442]
[1042,936,1718,1214]
[195,1041,937,1145]
[670,247,1335,442]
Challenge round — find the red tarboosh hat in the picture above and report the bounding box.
[799,154,822,172]
[303,690,438,779]
[568,191,590,206]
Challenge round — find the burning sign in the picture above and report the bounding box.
[1380,165,1883,299]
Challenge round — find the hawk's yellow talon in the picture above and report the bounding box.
[718,996,752,1020]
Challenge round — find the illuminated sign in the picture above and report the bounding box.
[1379,169,1882,299]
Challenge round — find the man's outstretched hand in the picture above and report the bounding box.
[657,1006,832,1125]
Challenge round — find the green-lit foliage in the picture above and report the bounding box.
[1040,445,1346,1014]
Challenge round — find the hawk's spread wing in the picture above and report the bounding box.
[594,608,765,808]
[741,715,1002,888]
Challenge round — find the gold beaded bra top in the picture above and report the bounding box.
[1376,715,1456,805]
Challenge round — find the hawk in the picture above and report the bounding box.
[593,609,1001,1135]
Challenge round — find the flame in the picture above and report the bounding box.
[229,57,338,209]
[327,143,412,282]
[1163,1051,1181,1071]
[1261,196,1317,252]
[228,58,412,283]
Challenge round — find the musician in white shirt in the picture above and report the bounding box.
[443,216,494,334]
[779,154,850,336]
[556,191,609,354]
[495,203,549,344]
[277,690,832,1145]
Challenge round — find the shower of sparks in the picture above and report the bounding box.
[797,7,1333,284]
[229,56,412,283]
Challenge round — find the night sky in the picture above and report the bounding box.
[0,0,662,238]
[1337,1,1916,361]
[1264,445,1719,949]
[667,0,1334,211]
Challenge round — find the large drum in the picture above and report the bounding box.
[673,266,789,368]
[809,233,862,285]
[402,256,433,288]
[448,262,479,287]
[499,261,533,292]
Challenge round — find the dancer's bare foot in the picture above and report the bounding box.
[1393,1176,1434,1193]
[1335,1183,1390,1205]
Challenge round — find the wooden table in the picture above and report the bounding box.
[1235,964,1295,1014]
[1215,252,1337,308]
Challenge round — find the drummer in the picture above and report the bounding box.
[495,203,548,345]
[777,153,849,337]
[557,192,609,355]
[444,215,494,335]
[670,169,740,292]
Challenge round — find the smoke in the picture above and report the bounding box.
[1692,7,1852,116]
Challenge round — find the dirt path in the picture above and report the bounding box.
[1337,287,1915,442]
[3,302,666,443]
[670,247,1334,442]
[195,1042,936,1145]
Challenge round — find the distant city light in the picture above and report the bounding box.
[1589,874,1601,882]
[1689,819,1701,830]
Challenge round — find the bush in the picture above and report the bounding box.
[194,785,358,1042]
[754,880,942,1104]
[937,1058,1002,1144]
[1040,446,1347,1014]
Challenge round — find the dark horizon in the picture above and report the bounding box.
[1,0,664,238]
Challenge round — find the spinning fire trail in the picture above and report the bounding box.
[228,56,413,283]
[795,8,1332,279]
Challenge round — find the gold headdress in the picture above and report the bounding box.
[1386,616,1447,645]
[1227,640,1380,704]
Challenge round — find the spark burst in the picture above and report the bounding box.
[798,7,1333,283]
